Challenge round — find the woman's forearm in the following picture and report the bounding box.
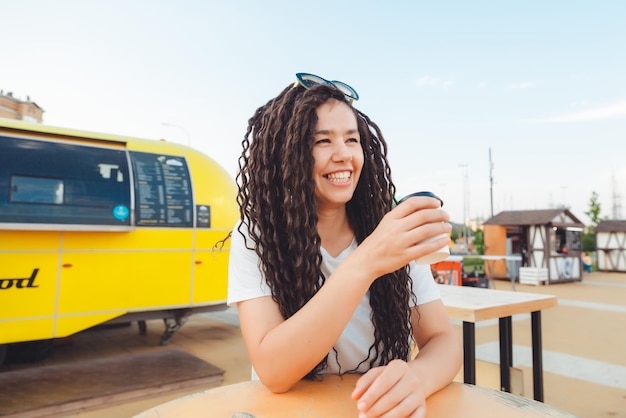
[408,328,463,397]
[241,255,374,392]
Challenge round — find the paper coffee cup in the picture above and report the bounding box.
[399,191,450,265]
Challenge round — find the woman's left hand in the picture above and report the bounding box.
[351,359,426,418]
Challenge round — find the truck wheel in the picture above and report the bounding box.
[0,345,6,366]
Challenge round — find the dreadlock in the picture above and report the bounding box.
[235,81,417,379]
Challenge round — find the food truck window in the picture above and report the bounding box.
[0,135,131,227]
[11,176,64,204]
[130,151,193,227]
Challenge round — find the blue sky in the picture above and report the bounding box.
[2,1,625,225]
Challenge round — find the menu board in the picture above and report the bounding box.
[131,152,193,227]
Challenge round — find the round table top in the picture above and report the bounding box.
[134,374,575,418]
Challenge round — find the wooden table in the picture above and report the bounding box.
[134,374,575,417]
[438,284,557,402]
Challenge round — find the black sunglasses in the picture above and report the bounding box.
[295,72,359,104]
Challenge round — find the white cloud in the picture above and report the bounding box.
[507,81,537,90]
[478,81,487,89]
[541,100,626,123]
[441,80,454,89]
[416,76,454,89]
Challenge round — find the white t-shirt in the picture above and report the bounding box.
[227,221,441,377]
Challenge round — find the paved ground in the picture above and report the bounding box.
[2,271,625,417]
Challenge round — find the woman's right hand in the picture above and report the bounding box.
[353,196,451,280]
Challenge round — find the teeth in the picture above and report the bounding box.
[326,171,351,182]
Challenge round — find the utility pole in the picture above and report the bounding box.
[612,171,622,219]
[459,163,469,252]
[489,148,494,218]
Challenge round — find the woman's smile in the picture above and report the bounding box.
[324,170,353,184]
[312,99,364,208]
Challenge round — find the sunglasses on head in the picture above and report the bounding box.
[295,73,359,104]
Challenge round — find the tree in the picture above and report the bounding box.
[473,228,484,255]
[450,224,460,242]
[582,232,595,252]
[584,191,603,227]
[582,191,607,252]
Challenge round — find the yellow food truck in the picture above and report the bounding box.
[0,119,238,363]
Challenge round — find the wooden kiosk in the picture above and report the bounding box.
[595,220,626,272]
[483,209,585,284]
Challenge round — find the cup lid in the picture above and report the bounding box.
[399,191,443,207]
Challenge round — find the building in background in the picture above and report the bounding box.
[0,91,44,123]
[483,209,585,284]
[595,220,626,272]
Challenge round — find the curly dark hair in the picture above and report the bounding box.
[235,81,417,379]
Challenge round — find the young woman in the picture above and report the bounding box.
[228,73,462,418]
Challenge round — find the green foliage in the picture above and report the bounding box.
[582,232,595,252]
[584,191,603,227]
[462,257,485,274]
[451,223,475,244]
[473,229,484,255]
[450,224,460,242]
[581,191,606,252]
